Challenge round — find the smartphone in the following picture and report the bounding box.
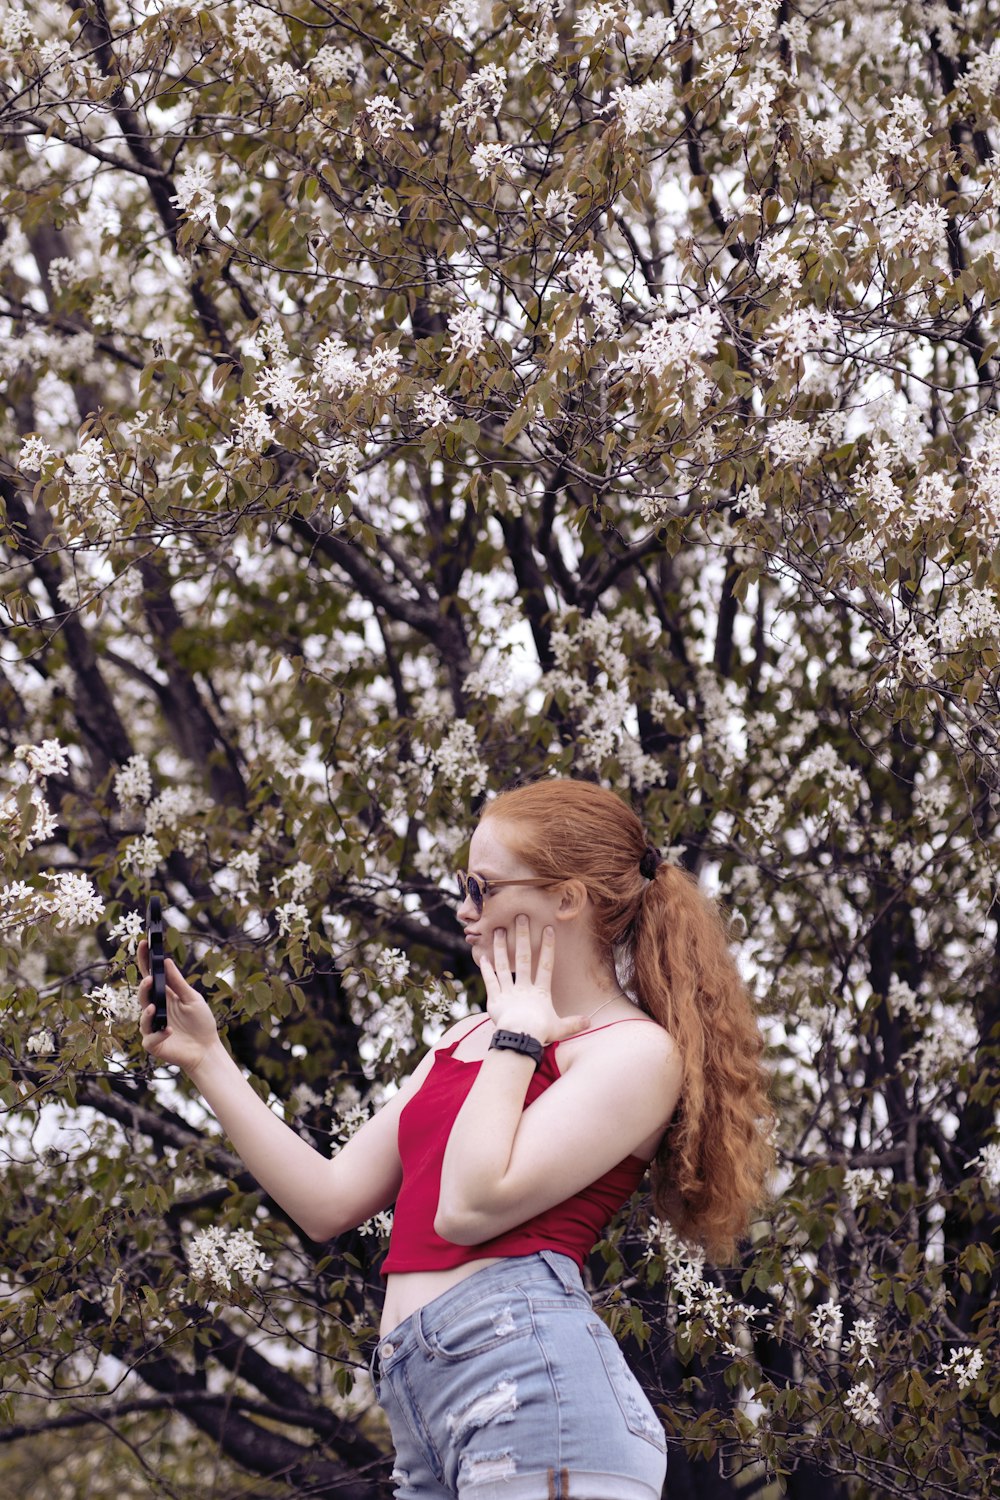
[146,892,168,1031]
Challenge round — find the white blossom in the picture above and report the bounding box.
[123,834,162,877]
[808,1299,843,1349]
[444,305,487,360]
[310,44,363,85]
[26,1029,56,1054]
[14,739,69,780]
[765,418,826,465]
[0,880,51,934]
[88,982,140,1025]
[763,306,840,363]
[756,243,802,288]
[442,64,507,130]
[470,141,519,181]
[51,872,104,927]
[16,435,53,472]
[623,304,722,380]
[965,1142,1000,1192]
[609,74,674,138]
[314,336,360,393]
[376,947,410,987]
[114,754,153,808]
[287,861,315,900]
[224,848,261,893]
[276,900,310,936]
[541,185,577,224]
[231,5,284,59]
[649,687,686,724]
[187,1226,271,1291]
[110,910,145,954]
[845,1318,878,1371]
[568,251,605,301]
[233,402,274,452]
[843,1168,889,1209]
[936,588,1000,654]
[874,94,925,158]
[145,786,201,835]
[732,73,776,128]
[430,720,488,797]
[880,200,948,257]
[267,61,306,97]
[844,1383,880,1427]
[360,345,403,396]
[366,95,413,140]
[626,7,676,55]
[936,1345,984,1390]
[170,162,215,223]
[414,386,456,427]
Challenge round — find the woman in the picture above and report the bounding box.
[139,779,771,1500]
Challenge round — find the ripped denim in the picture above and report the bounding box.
[371,1251,666,1500]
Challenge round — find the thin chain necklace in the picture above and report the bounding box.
[585,994,623,1025]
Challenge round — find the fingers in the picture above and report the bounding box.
[534,923,555,983]
[139,1002,170,1050]
[163,957,197,1002]
[514,913,532,977]
[492,925,513,983]
[137,937,149,978]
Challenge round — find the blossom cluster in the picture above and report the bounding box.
[187,1226,272,1292]
[470,141,519,181]
[441,64,507,130]
[88,983,140,1026]
[936,1345,985,1389]
[649,1220,758,1358]
[429,720,489,798]
[567,251,620,335]
[0,873,104,937]
[113,754,153,808]
[622,304,722,381]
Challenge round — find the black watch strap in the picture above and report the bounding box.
[488,1030,544,1067]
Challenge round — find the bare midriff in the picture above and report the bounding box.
[380,1257,505,1337]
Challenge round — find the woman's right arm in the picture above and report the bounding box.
[138,950,433,1242]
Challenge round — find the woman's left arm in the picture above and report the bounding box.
[435,917,681,1245]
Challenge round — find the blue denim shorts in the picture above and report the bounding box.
[372,1251,667,1499]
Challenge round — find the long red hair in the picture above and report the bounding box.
[482,778,773,1260]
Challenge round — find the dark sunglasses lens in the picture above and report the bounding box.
[456,872,484,912]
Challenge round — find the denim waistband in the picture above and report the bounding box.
[372,1251,584,1382]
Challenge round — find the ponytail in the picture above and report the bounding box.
[631,864,773,1260]
[482,778,773,1260]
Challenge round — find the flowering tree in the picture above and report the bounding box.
[1,0,998,1495]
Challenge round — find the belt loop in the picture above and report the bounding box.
[538,1249,578,1294]
[413,1301,434,1357]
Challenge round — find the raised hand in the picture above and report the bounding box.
[137,942,222,1075]
[477,914,589,1045]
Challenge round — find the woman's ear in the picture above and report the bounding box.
[555,878,588,920]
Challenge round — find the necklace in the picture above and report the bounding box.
[585,994,623,1025]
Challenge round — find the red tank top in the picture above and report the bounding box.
[381,1018,649,1274]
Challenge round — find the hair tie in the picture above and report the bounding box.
[639,846,661,880]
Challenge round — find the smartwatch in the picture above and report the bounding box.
[488,1030,544,1067]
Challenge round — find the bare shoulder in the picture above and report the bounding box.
[558,1014,679,1077]
[433,1011,488,1048]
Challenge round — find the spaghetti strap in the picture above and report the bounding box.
[437,1014,491,1057]
[580,1016,657,1037]
[551,1016,657,1051]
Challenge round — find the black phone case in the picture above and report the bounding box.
[146,892,168,1031]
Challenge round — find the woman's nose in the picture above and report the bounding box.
[457,892,479,922]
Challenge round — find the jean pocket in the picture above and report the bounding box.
[423,1293,532,1362]
[588,1320,667,1452]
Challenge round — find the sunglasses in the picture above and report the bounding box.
[455,870,555,916]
